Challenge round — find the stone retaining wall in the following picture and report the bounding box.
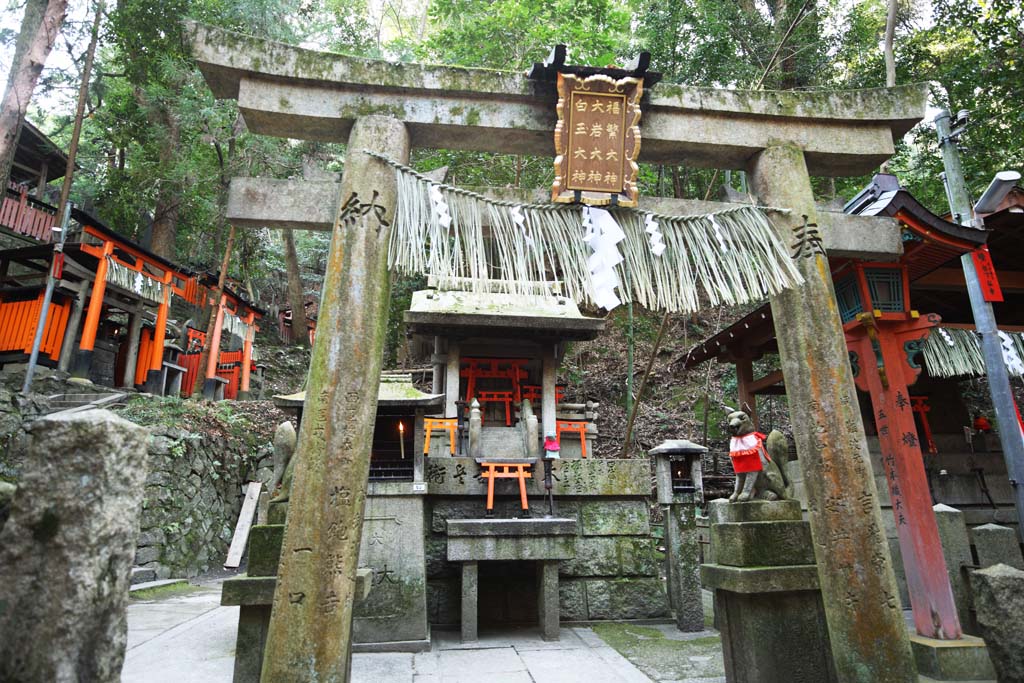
[425,496,669,625]
[136,426,274,579]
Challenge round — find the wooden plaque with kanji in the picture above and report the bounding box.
[552,72,643,207]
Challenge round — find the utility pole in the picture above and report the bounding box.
[935,108,1024,542]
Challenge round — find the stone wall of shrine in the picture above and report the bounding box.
[420,457,669,626]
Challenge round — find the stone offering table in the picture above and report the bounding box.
[446,517,577,643]
[701,500,837,683]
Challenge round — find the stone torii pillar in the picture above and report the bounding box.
[260,116,409,682]
[186,21,927,681]
[750,146,916,681]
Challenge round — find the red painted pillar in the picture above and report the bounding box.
[202,295,226,399]
[847,313,962,640]
[71,240,114,379]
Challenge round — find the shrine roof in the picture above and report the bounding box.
[404,286,605,341]
[10,120,70,185]
[274,373,443,409]
[684,175,1008,368]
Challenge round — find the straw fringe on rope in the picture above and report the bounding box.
[922,327,1024,379]
[370,151,804,314]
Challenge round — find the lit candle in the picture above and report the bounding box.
[398,421,406,459]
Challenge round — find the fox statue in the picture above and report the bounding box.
[726,410,792,502]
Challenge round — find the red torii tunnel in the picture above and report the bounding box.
[0,208,263,399]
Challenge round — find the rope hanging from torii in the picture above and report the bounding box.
[366,151,805,314]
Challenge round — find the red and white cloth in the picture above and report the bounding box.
[729,432,768,474]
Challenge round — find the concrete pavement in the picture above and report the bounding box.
[121,582,725,683]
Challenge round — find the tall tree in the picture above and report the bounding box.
[0,0,69,192]
[282,228,310,346]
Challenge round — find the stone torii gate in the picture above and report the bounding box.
[187,21,931,682]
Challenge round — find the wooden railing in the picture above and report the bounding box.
[0,184,57,243]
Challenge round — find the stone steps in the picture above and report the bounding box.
[44,392,127,415]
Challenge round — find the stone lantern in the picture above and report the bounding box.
[650,439,706,632]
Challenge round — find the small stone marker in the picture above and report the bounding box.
[971,563,1024,682]
[933,503,978,634]
[972,523,1024,570]
[225,481,263,569]
[0,409,149,683]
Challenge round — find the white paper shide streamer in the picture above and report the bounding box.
[582,207,626,310]
[998,330,1024,376]
[380,154,804,314]
[644,214,666,257]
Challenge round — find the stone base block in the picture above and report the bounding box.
[910,634,996,681]
[246,525,283,577]
[707,499,802,524]
[711,583,837,683]
[712,520,815,567]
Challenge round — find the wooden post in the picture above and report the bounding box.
[750,144,916,682]
[143,282,172,394]
[846,316,962,639]
[238,314,254,400]
[71,240,113,379]
[261,116,409,682]
[735,357,758,429]
[201,295,226,399]
[121,308,143,388]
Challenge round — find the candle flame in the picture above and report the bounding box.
[398,421,405,433]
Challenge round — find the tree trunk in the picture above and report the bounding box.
[282,228,310,346]
[190,224,235,397]
[0,0,69,193]
[149,110,180,260]
[884,0,898,88]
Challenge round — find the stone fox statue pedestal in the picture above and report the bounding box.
[702,499,838,683]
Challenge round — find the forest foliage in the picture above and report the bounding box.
[7,0,1023,340]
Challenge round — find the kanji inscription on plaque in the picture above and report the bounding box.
[553,73,642,206]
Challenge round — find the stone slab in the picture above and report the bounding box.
[580,500,650,536]
[246,524,283,577]
[354,494,429,644]
[584,577,670,620]
[558,536,658,578]
[972,523,1024,570]
[447,534,577,562]
[711,520,816,567]
[425,458,650,497]
[700,564,821,594]
[971,564,1024,683]
[909,633,996,681]
[706,498,802,524]
[447,518,577,537]
[187,21,928,175]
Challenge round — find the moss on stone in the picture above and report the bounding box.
[130,581,198,602]
[591,622,723,681]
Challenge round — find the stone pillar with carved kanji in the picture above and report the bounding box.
[260,116,410,682]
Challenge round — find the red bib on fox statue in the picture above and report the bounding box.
[729,431,769,473]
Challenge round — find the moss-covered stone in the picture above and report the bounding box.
[580,500,649,536]
[585,577,670,620]
[247,525,283,577]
